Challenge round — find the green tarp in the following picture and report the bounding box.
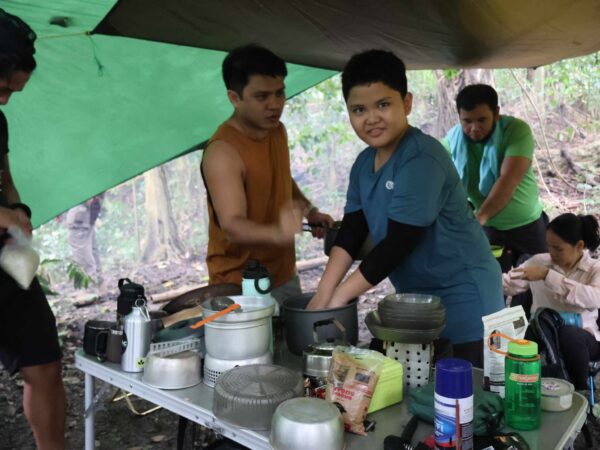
[2,0,599,226]
[2,1,335,226]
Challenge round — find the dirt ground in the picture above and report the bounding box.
[1,263,599,450]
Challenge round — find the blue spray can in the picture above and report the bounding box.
[434,358,474,450]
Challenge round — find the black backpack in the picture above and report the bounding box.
[525,307,570,381]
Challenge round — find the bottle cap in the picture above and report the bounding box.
[508,339,538,357]
[242,259,269,279]
[435,358,472,398]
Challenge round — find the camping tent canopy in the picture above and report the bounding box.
[2,0,600,226]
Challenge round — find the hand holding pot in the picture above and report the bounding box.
[305,209,334,239]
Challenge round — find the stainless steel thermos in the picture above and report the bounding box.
[121,297,151,372]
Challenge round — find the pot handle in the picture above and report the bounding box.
[313,318,347,345]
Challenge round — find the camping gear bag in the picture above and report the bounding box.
[525,308,570,381]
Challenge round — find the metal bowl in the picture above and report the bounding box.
[142,350,201,389]
[270,397,344,450]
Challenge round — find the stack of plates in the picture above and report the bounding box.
[366,293,446,344]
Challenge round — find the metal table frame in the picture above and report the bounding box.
[76,350,588,450]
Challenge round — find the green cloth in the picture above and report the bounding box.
[408,382,505,436]
[442,117,543,230]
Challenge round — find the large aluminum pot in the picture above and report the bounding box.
[202,295,275,360]
[282,293,358,355]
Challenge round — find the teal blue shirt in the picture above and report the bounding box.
[345,127,504,344]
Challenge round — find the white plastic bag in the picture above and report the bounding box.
[0,226,40,289]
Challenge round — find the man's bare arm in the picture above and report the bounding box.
[476,156,531,225]
[202,141,298,245]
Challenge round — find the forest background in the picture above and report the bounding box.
[34,53,600,301]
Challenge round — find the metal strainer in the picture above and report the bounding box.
[213,364,303,430]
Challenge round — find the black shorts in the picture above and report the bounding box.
[0,271,62,375]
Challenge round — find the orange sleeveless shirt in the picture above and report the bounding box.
[203,122,296,287]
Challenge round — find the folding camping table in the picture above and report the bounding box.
[75,350,587,450]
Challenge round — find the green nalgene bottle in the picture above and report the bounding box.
[504,339,541,430]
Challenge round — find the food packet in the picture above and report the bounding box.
[326,346,385,435]
[482,306,528,396]
[0,226,40,289]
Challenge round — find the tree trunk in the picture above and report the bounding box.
[141,166,187,263]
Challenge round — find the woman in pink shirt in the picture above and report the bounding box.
[503,213,600,389]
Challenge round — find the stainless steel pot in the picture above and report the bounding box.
[303,319,347,378]
[142,350,201,390]
[202,295,275,360]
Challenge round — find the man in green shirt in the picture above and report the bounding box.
[443,84,548,276]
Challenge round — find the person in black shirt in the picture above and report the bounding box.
[0,9,66,450]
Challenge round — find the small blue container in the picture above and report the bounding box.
[559,312,582,328]
[434,358,474,450]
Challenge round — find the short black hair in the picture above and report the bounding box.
[455,84,498,112]
[548,213,600,251]
[0,8,37,79]
[222,44,287,97]
[341,50,407,101]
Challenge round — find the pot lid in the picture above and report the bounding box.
[541,378,574,397]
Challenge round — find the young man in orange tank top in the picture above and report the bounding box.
[201,45,333,303]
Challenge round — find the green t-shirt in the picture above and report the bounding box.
[442,117,543,230]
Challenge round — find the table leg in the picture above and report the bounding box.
[84,373,96,450]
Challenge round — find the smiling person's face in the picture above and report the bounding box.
[346,82,412,153]
[458,103,500,142]
[228,74,286,133]
[0,70,31,105]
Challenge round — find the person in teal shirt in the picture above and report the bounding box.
[442,84,548,276]
[308,50,504,366]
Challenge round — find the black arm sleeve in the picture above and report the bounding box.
[333,210,369,259]
[358,219,426,285]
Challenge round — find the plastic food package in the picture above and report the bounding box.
[0,226,40,289]
[482,306,528,396]
[326,346,385,435]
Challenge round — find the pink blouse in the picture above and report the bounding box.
[503,252,600,340]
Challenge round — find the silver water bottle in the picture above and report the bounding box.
[121,297,151,372]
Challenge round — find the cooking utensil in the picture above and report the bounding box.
[303,319,347,378]
[213,364,303,431]
[190,303,240,329]
[282,293,358,355]
[142,350,202,389]
[209,296,235,311]
[301,222,323,232]
[270,397,344,450]
[202,295,276,361]
[161,283,242,314]
[380,293,441,310]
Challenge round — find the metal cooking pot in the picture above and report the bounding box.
[202,295,275,360]
[323,221,373,260]
[282,293,358,356]
[303,319,347,378]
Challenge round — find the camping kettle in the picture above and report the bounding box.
[241,259,273,297]
[121,297,152,373]
[116,278,145,325]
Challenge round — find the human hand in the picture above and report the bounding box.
[0,206,32,237]
[306,292,331,310]
[306,209,335,239]
[511,266,549,281]
[275,202,302,244]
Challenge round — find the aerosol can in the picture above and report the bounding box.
[121,297,151,372]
